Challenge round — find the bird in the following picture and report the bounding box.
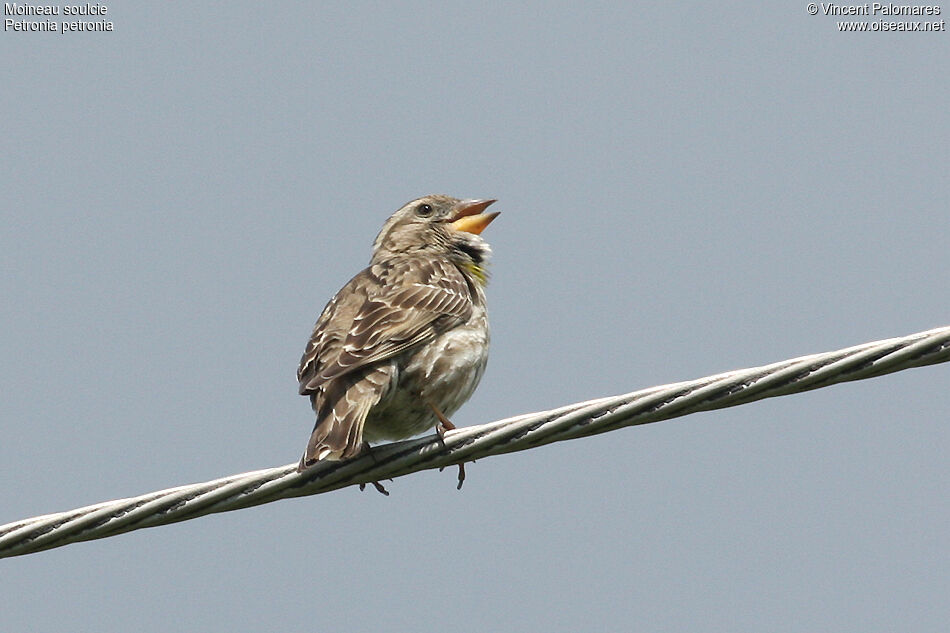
[296,194,499,492]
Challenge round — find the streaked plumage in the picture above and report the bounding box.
[297,195,499,473]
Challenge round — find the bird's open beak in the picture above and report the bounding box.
[449,199,499,235]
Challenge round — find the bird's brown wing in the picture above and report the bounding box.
[298,257,473,395]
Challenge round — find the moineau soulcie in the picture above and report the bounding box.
[2,3,109,15]
[296,195,500,494]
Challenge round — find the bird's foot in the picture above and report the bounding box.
[356,442,391,495]
[359,480,391,496]
[428,403,467,490]
[437,461,470,490]
[429,402,457,448]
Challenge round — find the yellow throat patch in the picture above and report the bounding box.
[462,261,489,285]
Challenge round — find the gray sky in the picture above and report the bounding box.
[2,2,948,631]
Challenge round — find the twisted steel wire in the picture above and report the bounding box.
[2,325,948,559]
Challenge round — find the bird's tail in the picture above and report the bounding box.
[296,367,392,472]
[297,412,365,471]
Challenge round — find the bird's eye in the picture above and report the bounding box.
[416,203,433,217]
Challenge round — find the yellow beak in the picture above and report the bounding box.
[449,199,499,235]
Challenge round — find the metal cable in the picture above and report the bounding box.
[2,325,948,559]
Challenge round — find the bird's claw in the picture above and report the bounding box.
[359,480,390,496]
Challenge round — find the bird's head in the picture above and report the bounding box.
[371,195,499,275]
